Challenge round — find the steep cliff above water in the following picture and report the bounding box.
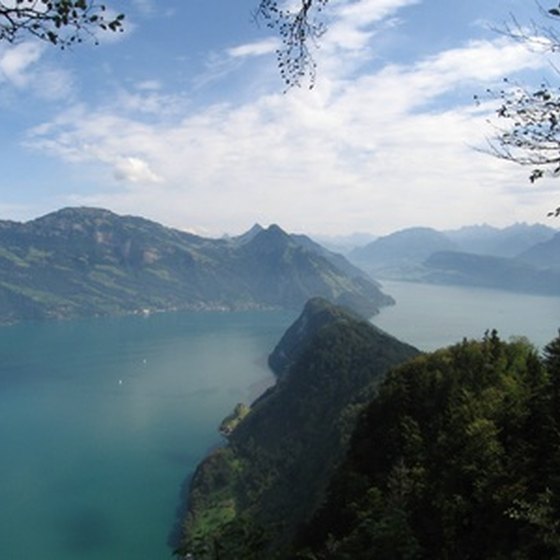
[179,298,419,557]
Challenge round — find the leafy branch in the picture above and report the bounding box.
[0,0,124,47]
[256,0,329,89]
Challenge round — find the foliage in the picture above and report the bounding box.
[0,0,124,47]
[482,79,560,192]
[482,3,560,214]
[219,403,250,436]
[180,300,419,558]
[177,514,270,560]
[182,300,560,559]
[295,331,560,559]
[256,0,329,88]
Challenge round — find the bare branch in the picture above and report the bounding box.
[480,3,560,215]
[255,0,329,89]
[481,79,560,182]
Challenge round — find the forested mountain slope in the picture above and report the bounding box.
[179,299,419,558]
[179,300,560,559]
[294,331,560,559]
[0,207,392,322]
[423,251,560,295]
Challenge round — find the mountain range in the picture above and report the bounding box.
[0,207,392,323]
[348,223,560,295]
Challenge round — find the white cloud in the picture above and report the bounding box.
[21,4,554,235]
[135,80,162,91]
[115,88,190,116]
[228,38,280,58]
[324,0,420,52]
[0,42,43,87]
[113,156,162,183]
[0,41,74,101]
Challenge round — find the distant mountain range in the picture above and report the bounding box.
[0,207,392,323]
[347,223,560,296]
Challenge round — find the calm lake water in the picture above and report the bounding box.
[372,280,560,351]
[0,310,295,560]
[1,282,559,559]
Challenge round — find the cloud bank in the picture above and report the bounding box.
[21,0,554,235]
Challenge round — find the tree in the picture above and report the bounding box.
[0,1,324,87]
[256,0,329,88]
[0,0,124,47]
[482,3,560,214]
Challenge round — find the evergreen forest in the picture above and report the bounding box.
[179,302,560,560]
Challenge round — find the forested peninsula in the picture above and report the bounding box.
[178,299,560,559]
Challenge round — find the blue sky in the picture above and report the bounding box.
[0,0,558,236]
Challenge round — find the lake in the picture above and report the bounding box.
[372,280,560,351]
[0,310,295,560]
[1,282,559,559]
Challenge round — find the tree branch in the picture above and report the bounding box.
[255,0,329,89]
[0,0,124,47]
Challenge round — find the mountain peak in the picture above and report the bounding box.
[33,207,117,223]
[231,223,264,245]
[0,207,393,322]
[266,223,284,232]
[247,223,292,248]
[262,223,289,238]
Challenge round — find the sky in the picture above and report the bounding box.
[1,0,559,237]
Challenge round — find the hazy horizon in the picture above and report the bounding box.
[4,205,557,241]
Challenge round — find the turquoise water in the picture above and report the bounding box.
[372,280,560,351]
[2,284,559,559]
[0,310,295,560]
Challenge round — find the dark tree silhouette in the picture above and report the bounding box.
[256,0,329,88]
[483,3,560,214]
[0,0,124,47]
[0,1,326,87]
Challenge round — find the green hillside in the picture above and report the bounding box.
[296,331,560,559]
[178,299,419,558]
[0,207,392,322]
[179,300,560,559]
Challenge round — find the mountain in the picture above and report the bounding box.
[295,333,560,559]
[445,222,557,258]
[181,310,560,558]
[267,297,365,376]
[179,299,419,558]
[348,227,458,277]
[517,231,560,270]
[0,207,392,323]
[311,232,378,254]
[228,223,264,245]
[289,232,376,283]
[345,223,559,293]
[422,251,560,295]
